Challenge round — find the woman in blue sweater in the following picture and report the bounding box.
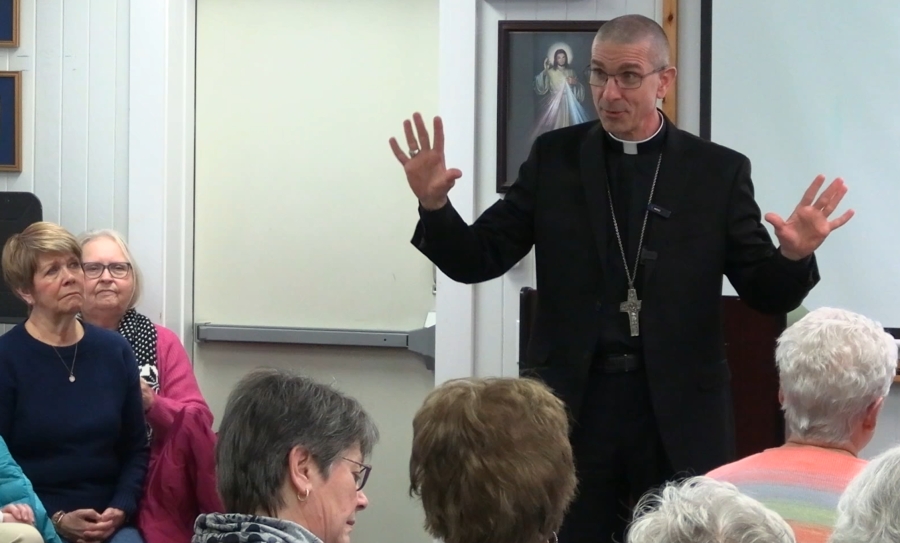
[0,222,149,543]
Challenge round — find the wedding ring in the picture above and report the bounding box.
[409,148,420,157]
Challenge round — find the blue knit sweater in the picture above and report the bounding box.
[0,322,149,518]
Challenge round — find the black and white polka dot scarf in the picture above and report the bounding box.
[118,308,160,439]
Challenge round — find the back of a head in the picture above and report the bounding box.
[409,377,576,543]
[595,14,671,67]
[830,445,900,543]
[626,476,796,543]
[775,307,897,444]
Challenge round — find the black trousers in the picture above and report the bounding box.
[558,366,673,543]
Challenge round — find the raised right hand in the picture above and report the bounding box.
[389,113,462,211]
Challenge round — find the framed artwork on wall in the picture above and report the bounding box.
[497,20,605,193]
[0,71,22,172]
[0,0,19,48]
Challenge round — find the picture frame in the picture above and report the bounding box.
[0,0,20,48]
[0,71,22,172]
[497,20,605,193]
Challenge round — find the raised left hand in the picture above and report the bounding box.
[764,175,854,260]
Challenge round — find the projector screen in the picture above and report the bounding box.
[710,2,900,327]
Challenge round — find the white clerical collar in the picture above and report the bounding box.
[607,112,665,155]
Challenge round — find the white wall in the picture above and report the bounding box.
[708,1,900,458]
[192,2,436,543]
[0,0,130,333]
[711,2,900,327]
[0,0,129,245]
[127,0,195,341]
[0,0,194,341]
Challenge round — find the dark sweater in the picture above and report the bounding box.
[0,322,149,518]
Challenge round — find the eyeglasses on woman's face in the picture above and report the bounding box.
[342,457,372,491]
[82,262,132,279]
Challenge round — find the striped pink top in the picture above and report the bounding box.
[707,446,866,543]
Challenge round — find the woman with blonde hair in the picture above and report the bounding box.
[0,221,148,543]
[409,377,576,543]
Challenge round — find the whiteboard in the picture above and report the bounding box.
[711,1,900,327]
[194,0,438,331]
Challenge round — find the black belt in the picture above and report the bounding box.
[596,353,644,373]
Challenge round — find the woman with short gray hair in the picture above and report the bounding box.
[829,444,900,543]
[193,368,378,543]
[626,476,796,543]
[708,307,897,542]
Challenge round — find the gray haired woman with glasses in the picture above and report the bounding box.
[193,368,379,543]
[78,229,212,429]
[77,229,217,543]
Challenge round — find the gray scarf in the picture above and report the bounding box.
[192,513,323,543]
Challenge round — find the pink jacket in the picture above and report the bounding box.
[136,325,222,543]
[144,325,214,438]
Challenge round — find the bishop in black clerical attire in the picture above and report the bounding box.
[390,14,853,543]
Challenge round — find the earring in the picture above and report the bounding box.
[297,488,310,502]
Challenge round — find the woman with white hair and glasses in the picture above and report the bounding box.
[77,229,219,542]
[707,307,897,543]
[829,444,900,543]
[78,229,212,431]
[626,476,795,543]
[193,368,379,543]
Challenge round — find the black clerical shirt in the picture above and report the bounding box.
[596,120,668,356]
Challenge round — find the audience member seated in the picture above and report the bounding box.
[0,222,149,543]
[829,444,900,543]
[193,368,378,543]
[409,377,577,543]
[626,476,795,543]
[1,435,57,543]
[77,229,220,543]
[707,307,896,543]
[0,504,42,543]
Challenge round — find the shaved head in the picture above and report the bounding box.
[594,14,670,68]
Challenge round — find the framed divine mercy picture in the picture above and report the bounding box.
[497,20,604,192]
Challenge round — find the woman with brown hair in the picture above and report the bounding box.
[410,377,577,543]
[0,222,148,543]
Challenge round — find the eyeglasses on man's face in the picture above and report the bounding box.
[582,65,667,89]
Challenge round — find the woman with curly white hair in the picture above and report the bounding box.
[829,444,900,543]
[707,307,896,542]
[626,476,795,543]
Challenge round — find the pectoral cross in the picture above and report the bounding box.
[619,287,641,337]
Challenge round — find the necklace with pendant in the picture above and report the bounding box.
[606,152,663,337]
[52,342,78,383]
